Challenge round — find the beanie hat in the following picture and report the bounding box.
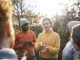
[20,18,29,26]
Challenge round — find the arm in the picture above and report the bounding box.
[13,32,23,50]
[13,33,19,50]
[32,32,36,46]
[35,33,42,52]
[46,34,60,55]
[6,21,15,48]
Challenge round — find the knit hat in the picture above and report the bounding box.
[20,18,29,26]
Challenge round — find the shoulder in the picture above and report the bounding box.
[28,30,34,33]
[52,31,60,37]
[38,32,44,38]
[28,30,36,35]
[16,31,22,36]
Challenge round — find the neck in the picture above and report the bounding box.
[45,29,50,32]
[45,28,52,33]
[22,31,27,33]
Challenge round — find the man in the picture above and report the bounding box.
[62,21,80,60]
[71,24,80,60]
[14,18,36,60]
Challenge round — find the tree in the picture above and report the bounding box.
[11,0,30,27]
[52,2,78,60]
[73,0,80,20]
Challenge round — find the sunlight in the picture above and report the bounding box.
[26,0,74,17]
[34,0,70,17]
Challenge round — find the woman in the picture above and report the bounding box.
[0,0,17,59]
[0,0,15,48]
[35,18,60,60]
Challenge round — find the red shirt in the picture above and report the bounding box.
[14,30,36,56]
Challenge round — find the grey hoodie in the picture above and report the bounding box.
[62,41,75,60]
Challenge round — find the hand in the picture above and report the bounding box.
[40,46,47,53]
[38,42,44,49]
[15,44,23,50]
[39,42,47,53]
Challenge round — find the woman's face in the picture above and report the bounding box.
[43,20,51,31]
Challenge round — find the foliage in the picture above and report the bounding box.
[30,25,43,37]
[53,1,80,59]
[13,25,43,37]
[13,0,80,60]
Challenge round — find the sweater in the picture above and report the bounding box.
[35,30,60,59]
[14,30,36,56]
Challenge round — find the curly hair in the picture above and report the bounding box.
[0,0,14,46]
[0,0,13,21]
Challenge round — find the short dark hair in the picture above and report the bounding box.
[72,24,80,47]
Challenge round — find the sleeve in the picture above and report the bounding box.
[13,32,19,49]
[14,32,23,50]
[46,34,60,55]
[32,32,36,46]
[35,33,42,51]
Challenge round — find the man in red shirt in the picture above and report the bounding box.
[14,18,36,60]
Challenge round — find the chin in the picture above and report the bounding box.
[45,29,50,31]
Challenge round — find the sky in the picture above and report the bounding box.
[26,0,75,17]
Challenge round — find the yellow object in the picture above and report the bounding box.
[35,30,60,59]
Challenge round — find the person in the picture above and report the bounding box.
[0,0,15,48]
[14,18,36,60]
[62,21,80,60]
[0,48,17,60]
[71,24,80,60]
[0,0,17,59]
[35,18,60,60]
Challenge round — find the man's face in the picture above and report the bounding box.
[21,23,29,32]
[73,42,80,51]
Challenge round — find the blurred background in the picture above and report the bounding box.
[11,0,80,60]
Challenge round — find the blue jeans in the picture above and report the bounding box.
[39,57,58,60]
[27,55,36,60]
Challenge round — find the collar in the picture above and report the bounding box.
[43,29,53,34]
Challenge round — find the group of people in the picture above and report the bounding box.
[0,0,80,60]
[13,17,60,60]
